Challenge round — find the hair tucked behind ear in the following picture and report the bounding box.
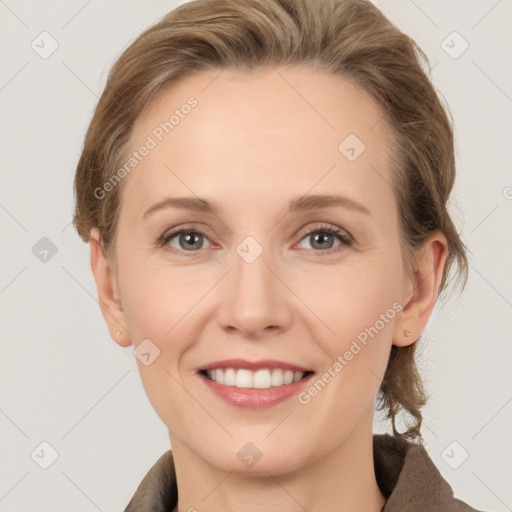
[73,0,469,441]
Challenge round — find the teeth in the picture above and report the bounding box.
[253,369,271,388]
[236,369,253,388]
[204,368,307,388]
[224,368,236,386]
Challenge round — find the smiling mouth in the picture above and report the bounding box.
[199,368,314,389]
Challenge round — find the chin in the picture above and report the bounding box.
[198,436,307,476]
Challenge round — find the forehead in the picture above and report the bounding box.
[122,66,396,218]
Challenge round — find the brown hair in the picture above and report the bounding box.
[73,0,469,440]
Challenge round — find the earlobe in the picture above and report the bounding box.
[89,228,132,347]
[393,232,448,347]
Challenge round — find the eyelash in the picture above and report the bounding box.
[158,223,353,256]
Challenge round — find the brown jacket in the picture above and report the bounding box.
[124,434,483,511]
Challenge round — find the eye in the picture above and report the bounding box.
[296,223,352,254]
[159,223,352,256]
[160,227,212,253]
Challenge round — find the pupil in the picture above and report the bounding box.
[313,232,332,249]
[183,233,201,249]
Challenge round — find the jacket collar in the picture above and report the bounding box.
[124,434,480,511]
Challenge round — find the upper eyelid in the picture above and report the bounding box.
[162,222,348,238]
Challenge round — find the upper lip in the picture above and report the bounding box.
[197,358,313,373]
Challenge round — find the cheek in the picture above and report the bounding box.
[297,267,399,418]
[297,257,401,399]
[117,247,210,339]
[298,256,401,338]
[118,261,209,426]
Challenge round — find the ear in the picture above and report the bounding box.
[89,228,131,347]
[393,231,448,347]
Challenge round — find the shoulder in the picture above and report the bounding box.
[373,434,485,512]
[124,450,177,512]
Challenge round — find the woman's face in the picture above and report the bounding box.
[96,66,434,474]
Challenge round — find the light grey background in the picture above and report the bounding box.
[1,1,511,511]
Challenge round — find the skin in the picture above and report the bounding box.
[90,66,447,512]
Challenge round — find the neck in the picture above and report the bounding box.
[170,421,386,512]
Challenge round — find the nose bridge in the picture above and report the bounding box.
[234,238,273,297]
[217,235,291,336]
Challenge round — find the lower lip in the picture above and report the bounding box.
[197,372,315,409]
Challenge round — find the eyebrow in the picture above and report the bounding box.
[142,194,372,219]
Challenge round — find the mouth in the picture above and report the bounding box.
[198,367,315,389]
[195,358,315,408]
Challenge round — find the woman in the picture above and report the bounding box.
[72,0,482,510]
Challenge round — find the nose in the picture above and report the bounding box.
[216,244,293,339]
